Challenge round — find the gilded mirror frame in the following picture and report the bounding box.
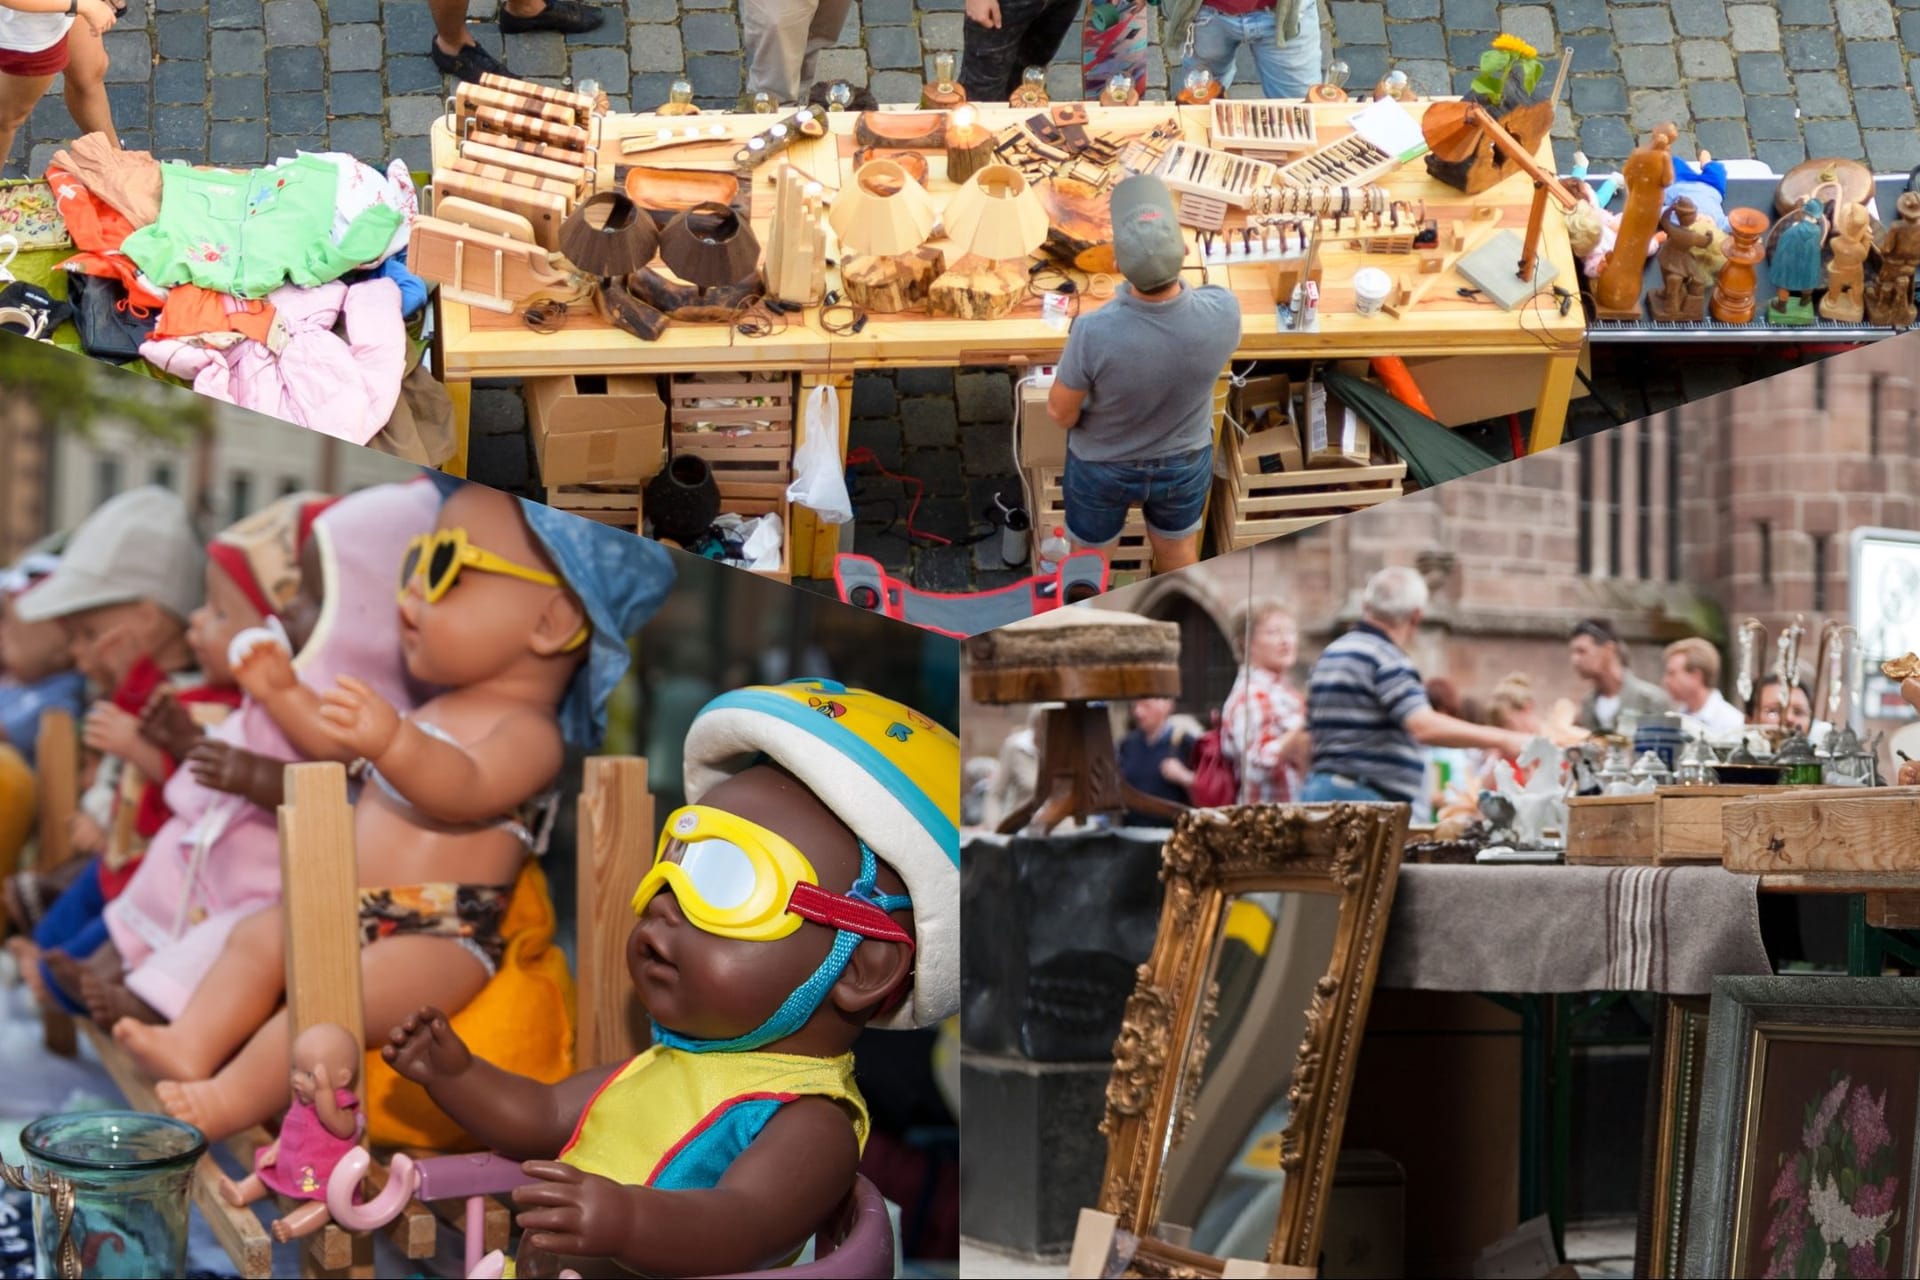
[1092,802,1408,1277]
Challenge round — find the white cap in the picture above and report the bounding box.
[12,487,204,624]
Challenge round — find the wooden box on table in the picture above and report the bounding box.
[1564,794,1656,865]
[1651,785,1794,865]
[1721,789,1916,876]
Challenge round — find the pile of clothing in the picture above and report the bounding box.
[48,136,450,461]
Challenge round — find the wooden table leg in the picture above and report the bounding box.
[1526,351,1581,455]
[443,378,473,479]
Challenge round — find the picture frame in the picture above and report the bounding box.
[1634,995,1711,1279]
[1685,976,1920,1279]
[1082,803,1408,1277]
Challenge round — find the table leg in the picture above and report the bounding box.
[1526,352,1581,455]
[443,378,472,479]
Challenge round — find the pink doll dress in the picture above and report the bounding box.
[106,480,441,1019]
[255,1088,360,1200]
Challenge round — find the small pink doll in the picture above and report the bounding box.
[218,1022,365,1243]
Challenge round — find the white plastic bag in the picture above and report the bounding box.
[786,383,853,524]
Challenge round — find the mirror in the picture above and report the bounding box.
[1085,804,1408,1277]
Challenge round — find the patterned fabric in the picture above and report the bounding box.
[1305,622,1429,804]
[357,883,511,973]
[1220,665,1305,804]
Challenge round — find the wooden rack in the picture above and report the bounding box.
[1028,464,1154,587]
[667,373,798,582]
[1209,100,1320,159]
[1156,140,1280,208]
[1276,133,1399,189]
[545,483,644,532]
[1210,433,1406,552]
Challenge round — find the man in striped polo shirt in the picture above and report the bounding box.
[1302,567,1533,804]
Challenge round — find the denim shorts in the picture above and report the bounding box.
[1062,445,1213,547]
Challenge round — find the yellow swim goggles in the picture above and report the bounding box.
[631,805,915,948]
[398,528,589,652]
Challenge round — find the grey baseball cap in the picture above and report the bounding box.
[12,486,204,624]
[1110,174,1186,292]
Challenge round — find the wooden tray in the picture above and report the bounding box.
[1209,99,1320,158]
[622,165,741,214]
[1565,793,1656,866]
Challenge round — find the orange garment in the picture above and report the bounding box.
[46,162,166,311]
[153,285,277,345]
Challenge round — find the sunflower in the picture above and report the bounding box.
[1491,33,1538,58]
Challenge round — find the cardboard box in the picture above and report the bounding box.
[526,374,667,486]
[1305,386,1372,467]
[1019,379,1065,468]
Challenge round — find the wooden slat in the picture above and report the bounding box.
[577,758,652,1068]
[278,763,364,1041]
[34,708,75,867]
[1565,794,1656,865]
[1724,790,1920,875]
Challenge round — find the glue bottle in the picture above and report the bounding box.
[1038,527,1072,574]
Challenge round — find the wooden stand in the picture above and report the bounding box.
[1711,207,1767,324]
[843,247,944,313]
[34,710,77,1057]
[944,122,995,185]
[855,111,948,150]
[929,253,1028,320]
[766,164,829,306]
[920,81,967,111]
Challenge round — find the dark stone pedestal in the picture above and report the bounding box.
[960,1052,1113,1257]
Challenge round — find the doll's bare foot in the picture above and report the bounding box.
[155,1077,249,1142]
[115,1018,219,1082]
[82,968,161,1030]
[271,1201,333,1242]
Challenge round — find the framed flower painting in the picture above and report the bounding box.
[1687,977,1920,1279]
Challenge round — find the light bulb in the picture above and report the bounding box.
[952,104,977,130]
[669,79,694,105]
[1328,59,1350,88]
[934,53,956,93]
[576,78,601,99]
[827,82,855,111]
[752,91,778,113]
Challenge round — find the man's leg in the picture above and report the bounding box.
[1140,444,1212,575]
[1060,452,1139,567]
[962,0,1052,101]
[798,0,856,95]
[1013,0,1086,92]
[430,0,606,84]
[744,0,816,102]
[1248,1,1321,99]
[1180,6,1241,93]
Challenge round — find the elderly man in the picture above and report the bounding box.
[1569,618,1670,735]
[1662,636,1745,735]
[1302,567,1532,804]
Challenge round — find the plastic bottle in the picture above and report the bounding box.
[1038,526,1072,574]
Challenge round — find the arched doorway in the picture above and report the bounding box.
[1138,583,1239,719]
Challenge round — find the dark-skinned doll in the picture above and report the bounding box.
[381,680,960,1278]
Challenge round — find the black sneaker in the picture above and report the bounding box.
[432,39,509,83]
[499,0,605,36]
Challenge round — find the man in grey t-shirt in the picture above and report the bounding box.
[1046,175,1242,574]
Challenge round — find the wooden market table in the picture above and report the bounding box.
[426,98,1586,576]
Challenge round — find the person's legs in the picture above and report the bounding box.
[798,0,854,93]
[1299,773,1389,803]
[1180,6,1241,93]
[961,0,1053,101]
[59,26,115,146]
[1139,445,1212,574]
[1248,0,1321,100]
[1013,0,1084,90]
[1061,452,1143,560]
[0,69,58,176]
[431,0,605,83]
[743,0,815,101]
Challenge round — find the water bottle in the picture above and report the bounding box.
[1038,526,1072,574]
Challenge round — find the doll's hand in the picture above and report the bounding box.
[1901,761,1920,788]
[139,693,202,759]
[70,812,105,855]
[189,741,256,796]
[318,676,403,761]
[513,1163,633,1261]
[83,703,144,759]
[383,1008,474,1085]
[231,635,299,701]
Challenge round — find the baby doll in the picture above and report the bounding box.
[384,680,959,1278]
[0,547,88,771]
[1664,150,1730,233]
[121,480,675,1145]
[217,1022,366,1243]
[83,483,432,1032]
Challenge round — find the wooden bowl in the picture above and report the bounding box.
[623,166,741,215]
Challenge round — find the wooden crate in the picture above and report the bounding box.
[1652,785,1797,866]
[1564,794,1656,865]
[668,372,796,515]
[1028,464,1153,587]
[1210,432,1406,553]
[546,483,642,533]
[1723,789,1916,877]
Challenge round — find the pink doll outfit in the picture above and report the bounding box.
[255,1088,360,1200]
[107,481,440,1020]
[138,277,408,447]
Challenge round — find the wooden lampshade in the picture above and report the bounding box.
[828,159,938,257]
[558,191,660,277]
[941,164,1049,262]
[660,202,762,288]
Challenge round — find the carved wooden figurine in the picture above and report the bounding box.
[1712,207,1769,324]
[1819,203,1873,323]
[1866,191,1920,329]
[1650,197,1713,322]
[1592,122,1676,320]
[1767,197,1826,326]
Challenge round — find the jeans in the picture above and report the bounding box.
[960,0,1082,101]
[1180,1,1322,100]
[1062,444,1213,546]
[1300,771,1390,803]
[32,859,107,1016]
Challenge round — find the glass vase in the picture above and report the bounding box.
[10,1111,205,1279]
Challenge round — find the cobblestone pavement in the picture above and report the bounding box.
[11,0,1920,179]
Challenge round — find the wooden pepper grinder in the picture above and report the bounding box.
[922,52,967,110]
[1591,121,1676,320]
[1712,207,1769,323]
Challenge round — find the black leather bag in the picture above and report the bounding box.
[64,270,157,363]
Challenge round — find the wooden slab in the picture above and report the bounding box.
[1723,789,1920,876]
[1652,785,1795,865]
[1565,793,1656,865]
